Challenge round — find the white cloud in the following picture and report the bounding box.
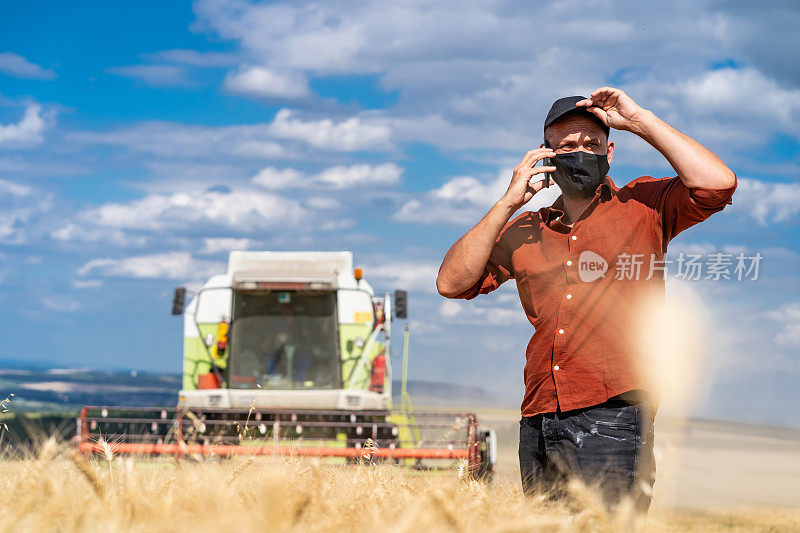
[437,289,526,327]
[136,161,253,192]
[40,296,80,312]
[667,242,719,257]
[251,166,305,189]
[54,169,386,248]
[200,237,252,255]
[0,104,49,149]
[0,182,52,245]
[432,175,506,205]
[478,305,524,326]
[306,197,341,210]
[364,261,440,293]
[735,178,800,225]
[72,279,103,289]
[78,251,223,280]
[82,188,306,231]
[0,52,55,80]
[395,168,561,225]
[252,162,402,189]
[0,155,87,178]
[231,140,288,158]
[0,212,30,244]
[67,121,281,159]
[268,109,392,151]
[320,218,355,231]
[318,163,402,188]
[68,108,391,158]
[681,68,800,130]
[224,66,309,98]
[50,223,147,247]
[383,113,526,151]
[106,64,191,86]
[768,303,800,347]
[0,179,33,197]
[666,242,765,260]
[439,300,462,317]
[51,185,311,250]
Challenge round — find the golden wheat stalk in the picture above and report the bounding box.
[97,436,114,463]
[1,394,13,432]
[238,383,261,442]
[69,451,106,498]
[227,456,256,485]
[1,393,13,412]
[37,437,58,463]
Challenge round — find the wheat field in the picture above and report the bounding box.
[0,437,798,532]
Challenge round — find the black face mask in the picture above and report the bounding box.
[549,151,609,198]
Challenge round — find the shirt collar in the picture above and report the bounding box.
[544,176,617,224]
[599,175,617,201]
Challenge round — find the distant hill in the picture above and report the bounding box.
[0,368,180,412]
[0,364,508,412]
[391,380,512,408]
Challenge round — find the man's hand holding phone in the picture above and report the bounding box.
[500,148,557,211]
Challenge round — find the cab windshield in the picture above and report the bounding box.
[228,291,340,390]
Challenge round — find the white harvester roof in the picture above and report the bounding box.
[227,251,355,288]
[185,250,376,335]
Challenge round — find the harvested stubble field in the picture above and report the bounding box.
[0,436,799,532]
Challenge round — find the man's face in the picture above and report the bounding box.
[543,115,614,163]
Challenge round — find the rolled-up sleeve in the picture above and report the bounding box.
[452,228,514,300]
[638,175,737,243]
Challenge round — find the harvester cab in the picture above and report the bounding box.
[77,251,496,480]
[177,251,393,411]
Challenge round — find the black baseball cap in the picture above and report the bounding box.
[544,95,610,140]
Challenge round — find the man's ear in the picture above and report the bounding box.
[606,140,614,164]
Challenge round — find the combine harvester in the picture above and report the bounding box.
[77,252,496,478]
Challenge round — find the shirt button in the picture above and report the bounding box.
[554,365,560,371]
[558,329,564,334]
[566,260,573,266]
[571,235,577,241]
[566,294,572,299]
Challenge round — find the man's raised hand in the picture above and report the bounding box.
[576,87,648,134]
[501,147,556,211]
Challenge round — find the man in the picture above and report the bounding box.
[436,87,736,510]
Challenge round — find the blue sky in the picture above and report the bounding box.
[2,0,800,425]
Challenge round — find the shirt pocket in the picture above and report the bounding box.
[612,212,661,253]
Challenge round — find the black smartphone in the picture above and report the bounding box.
[542,157,551,188]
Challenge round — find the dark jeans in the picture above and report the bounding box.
[519,396,655,511]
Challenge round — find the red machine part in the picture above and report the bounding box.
[197,373,221,389]
[369,351,386,393]
[77,441,468,459]
[75,407,484,477]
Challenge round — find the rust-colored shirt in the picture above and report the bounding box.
[455,175,736,416]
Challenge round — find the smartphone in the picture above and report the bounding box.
[542,157,551,188]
